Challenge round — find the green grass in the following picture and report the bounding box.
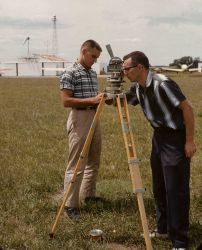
[0,74,202,250]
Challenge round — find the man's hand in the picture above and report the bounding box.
[91,93,104,105]
[185,140,197,158]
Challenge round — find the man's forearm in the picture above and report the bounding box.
[180,100,195,142]
[179,99,197,157]
[60,90,103,108]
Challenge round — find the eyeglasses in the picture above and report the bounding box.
[122,65,138,72]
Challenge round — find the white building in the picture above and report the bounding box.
[198,62,202,73]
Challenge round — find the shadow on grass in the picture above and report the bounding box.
[82,195,155,217]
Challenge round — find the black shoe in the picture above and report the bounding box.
[84,197,104,203]
[64,207,80,220]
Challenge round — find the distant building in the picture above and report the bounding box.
[1,60,108,77]
[198,62,202,73]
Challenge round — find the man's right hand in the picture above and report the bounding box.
[92,93,104,104]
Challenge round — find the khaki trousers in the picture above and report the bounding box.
[64,109,101,208]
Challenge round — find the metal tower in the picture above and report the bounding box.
[23,36,30,58]
[52,15,58,55]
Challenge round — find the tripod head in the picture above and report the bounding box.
[104,44,125,95]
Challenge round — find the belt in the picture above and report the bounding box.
[74,106,97,110]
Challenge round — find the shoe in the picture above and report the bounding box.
[84,196,103,203]
[64,207,80,220]
[149,229,168,239]
[172,248,186,250]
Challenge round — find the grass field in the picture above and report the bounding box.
[0,74,202,250]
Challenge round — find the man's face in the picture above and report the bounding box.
[82,47,101,68]
[122,58,139,82]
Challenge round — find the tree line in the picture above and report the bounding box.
[169,56,200,68]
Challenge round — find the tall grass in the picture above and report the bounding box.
[0,74,201,250]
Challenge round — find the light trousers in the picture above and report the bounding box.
[64,109,101,208]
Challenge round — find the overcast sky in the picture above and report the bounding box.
[1,0,202,65]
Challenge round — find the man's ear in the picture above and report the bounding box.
[139,64,144,70]
[81,47,87,55]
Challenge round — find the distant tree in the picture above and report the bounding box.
[192,57,200,68]
[169,56,200,68]
[194,57,200,61]
[169,59,180,66]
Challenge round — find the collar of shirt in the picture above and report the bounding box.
[133,71,153,89]
[73,62,94,73]
[135,71,153,92]
[145,71,153,88]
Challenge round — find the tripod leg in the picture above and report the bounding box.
[116,94,153,250]
[49,94,106,238]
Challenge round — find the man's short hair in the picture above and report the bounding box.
[81,39,102,52]
[123,51,149,69]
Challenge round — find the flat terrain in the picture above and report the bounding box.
[0,74,201,249]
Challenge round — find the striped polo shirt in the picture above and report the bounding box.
[59,62,98,98]
[126,71,186,130]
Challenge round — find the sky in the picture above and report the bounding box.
[1,0,202,66]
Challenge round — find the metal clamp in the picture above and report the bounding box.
[122,122,129,133]
[128,158,141,164]
[133,188,145,194]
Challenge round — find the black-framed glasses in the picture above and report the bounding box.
[122,65,138,71]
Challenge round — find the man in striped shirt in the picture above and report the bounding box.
[59,40,103,219]
[123,51,196,250]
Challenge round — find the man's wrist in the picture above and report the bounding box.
[186,135,194,142]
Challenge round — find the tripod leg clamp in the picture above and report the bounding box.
[122,122,129,133]
[133,188,145,194]
[128,158,141,164]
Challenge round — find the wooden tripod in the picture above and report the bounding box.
[49,93,153,250]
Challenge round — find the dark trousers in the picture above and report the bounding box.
[150,128,190,248]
